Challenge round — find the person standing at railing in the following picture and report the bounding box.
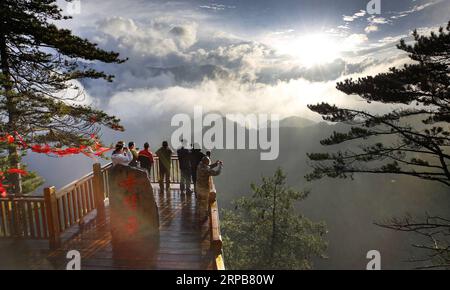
[177,139,192,195]
[138,142,154,176]
[196,156,223,221]
[128,142,139,167]
[156,141,173,193]
[190,143,205,194]
[111,142,133,166]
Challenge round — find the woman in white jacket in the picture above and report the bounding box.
[111,142,133,166]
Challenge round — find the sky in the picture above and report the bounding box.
[52,0,450,127]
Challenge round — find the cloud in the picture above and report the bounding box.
[105,78,344,123]
[390,0,443,19]
[271,29,295,35]
[343,10,366,22]
[95,17,198,57]
[343,34,369,47]
[368,16,389,25]
[68,13,415,130]
[341,9,394,37]
[373,25,442,50]
[363,16,389,34]
[199,3,236,11]
[415,25,445,36]
[100,30,412,125]
[378,35,408,44]
[104,50,412,128]
[337,25,350,30]
[87,17,358,92]
[56,80,98,107]
[365,24,379,33]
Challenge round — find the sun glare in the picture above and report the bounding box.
[279,33,342,67]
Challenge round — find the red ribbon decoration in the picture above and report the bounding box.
[29,137,112,158]
[7,168,28,176]
[0,133,112,196]
[0,134,14,144]
[0,187,7,198]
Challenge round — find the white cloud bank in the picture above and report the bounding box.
[74,16,418,126]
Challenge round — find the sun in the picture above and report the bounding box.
[295,34,341,66]
[278,33,342,67]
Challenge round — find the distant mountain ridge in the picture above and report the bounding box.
[147,64,230,83]
[279,116,317,128]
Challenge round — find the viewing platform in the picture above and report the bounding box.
[0,157,224,270]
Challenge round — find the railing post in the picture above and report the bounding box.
[44,187,60,249]
[10,197,19,238]
[208,178,225,269]
[208,178,217,242]
[10,195,25,238]
[209,192,215,242]
[93,163,106,220]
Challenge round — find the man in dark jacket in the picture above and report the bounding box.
[190,143,205,193]
[177,139,191,194]
[156,141,173,193]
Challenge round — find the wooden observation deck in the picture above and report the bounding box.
[0,157,225,270]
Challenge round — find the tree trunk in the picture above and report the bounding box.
[0,28,23,236]
[7,144,22,194]
[0,28,22,195]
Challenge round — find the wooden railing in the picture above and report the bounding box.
[0,196,49,239]
[209,179,225,270]
[0,162,115,246]
[148,157,181,183]
[0,155,225,270]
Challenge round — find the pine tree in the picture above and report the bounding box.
[307,23,449,185]
[0,0,126,194]
[222,168,327,270]
[307,22,450,268]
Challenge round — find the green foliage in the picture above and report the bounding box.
[222,168,327,270]
[307,21,450,187]
[0,0,126,193]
